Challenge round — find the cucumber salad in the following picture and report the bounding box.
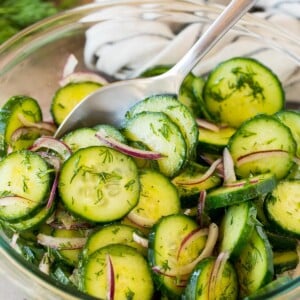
[0,56,300,300]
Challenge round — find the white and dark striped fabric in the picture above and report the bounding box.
[85,0,299,102]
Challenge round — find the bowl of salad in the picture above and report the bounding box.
[0,0,299,299]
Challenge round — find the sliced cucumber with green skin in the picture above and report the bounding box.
[184,256,238,300]
[53,228,86,267]
[93,124,127,143]
[82,223,147,259]
[179,73,203,117]
[275,110,300,157]
[235,225,274,298]
[219,201,257,258]
[0,150,53,222]
[4,203,55,232]
[62,125,126,152]
[228,114,296,180]
[141,65,170,77]
[128,141,159,170]
[172,161,221,207]
[148,214,207,298]
[191,75,209,119]
[0,95,42,157]
[205,173,276,210]
[203,57,285,127]
[51,81,102,125]
[197,126,236,154]
[265,229,298,251]
[273,250,299,274]
[141,65,203,117]
[127,169,180,228]
[264,180,300,238]
[125,95,197,160]
[58,146,140,223]
[243,276,294,300]
[62,128,101,152]
[81,244,154,299]
[123,111,186,177]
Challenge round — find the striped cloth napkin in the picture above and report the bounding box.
[85,0,299,100]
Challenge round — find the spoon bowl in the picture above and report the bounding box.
[55,0,256,138]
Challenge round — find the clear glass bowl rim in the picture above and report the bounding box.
[0,0,299,299]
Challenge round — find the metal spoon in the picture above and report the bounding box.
[55,0,256,138]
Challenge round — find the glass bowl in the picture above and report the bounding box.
[0,0,299,299]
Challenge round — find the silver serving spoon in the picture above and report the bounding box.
[55,0,256,138]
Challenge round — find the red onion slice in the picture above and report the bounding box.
[175,158,222,186]
[223,177,259,188]
[10,127,55,144]
[176,227,209,260]
[127,211,154,228]
[46,172,59,209]
[208,251,230,300]
[132,232,149,248]
[30,136,72,160]
[62,54,78,78]
[197,190,207,227]
[223,148,236,184]
[17,114,57,134]
[106,254,115,300]
[95,130,163,160]
[152,223,218,277]
[37,152,61,172]
[37,233,86,250]
[196,118,220,132]
[59,71,108,87]
[236,150,290,167]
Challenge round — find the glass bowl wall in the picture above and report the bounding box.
[0,0,299,299]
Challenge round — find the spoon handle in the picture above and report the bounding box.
[168,0,257,89]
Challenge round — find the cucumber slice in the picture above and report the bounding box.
[191,75,209,119]
[62,127,102,152]
[243,276,294,300]
[62,125,126,152]
[148,214,207,298]
[0,95,42,157]
[265,229,298,251]
[264,180,300,238]
[141,65,204,117]
[172,161,221,206]
[205,173,276,210]
[0,150,52,222]
[53,228,86,267]
[228,115,296,179]
[184,256,238,300]
[5,203,55,232]
[51,81,101,125]
[127,169,180,227]
[203,57,284,127]
[273,250,299,274]
[81,244,154,299]
[197,126,235,154]
[123,111,186,177]
[235,225,274,298]
[82,223,147,259]
[219,201,257,258]
[179,73,204,117]
[275,110,300,157]
[125,95,197,159]
[58,146,140,222]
